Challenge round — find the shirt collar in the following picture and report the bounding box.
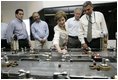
[15,18,23,23]
[86,11,94,18]
[57,24,66,30]
[73,17,80,21]
[91,11,94,17]
[36,20,41,23]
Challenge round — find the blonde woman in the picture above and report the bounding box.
[53,11,68,54]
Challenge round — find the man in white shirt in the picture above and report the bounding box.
[66,8,82,48]
[78,1,108,50]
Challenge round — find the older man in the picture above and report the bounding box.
[66,8,82,48]
[31,12,49,49]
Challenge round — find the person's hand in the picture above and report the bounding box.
[57,49,68,54]
[61,49,68,54]
[58,50,63,54]
[41,39,46,43]
[28,41,31,47]
[82,43,88,49]
[42,39,46,43]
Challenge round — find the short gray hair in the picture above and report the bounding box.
[32,12,39,16]
[74,8,82,13]
[83,1,93,7]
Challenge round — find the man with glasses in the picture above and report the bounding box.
[78,1,108,50]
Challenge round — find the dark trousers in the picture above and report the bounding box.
[18,39,30,50]
[67,36,81,48]
[1,39,11,49]
[84,38,100,51]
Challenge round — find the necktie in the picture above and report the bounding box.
[87,16,92,42]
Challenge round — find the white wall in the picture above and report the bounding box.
[1,1,43,23]
[42,1,113,8]
[23,19,30,39]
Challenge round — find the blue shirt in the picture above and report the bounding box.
[1,23,8,39]
[6,18,29,43]
[31,20,49,41]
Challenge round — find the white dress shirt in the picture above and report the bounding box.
[78,11,108,44]
[53,24,68,47]
[66,17,80,36]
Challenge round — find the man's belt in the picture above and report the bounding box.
[18,38,27,41]
[1,39,6,40]
[69,35,78,39]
